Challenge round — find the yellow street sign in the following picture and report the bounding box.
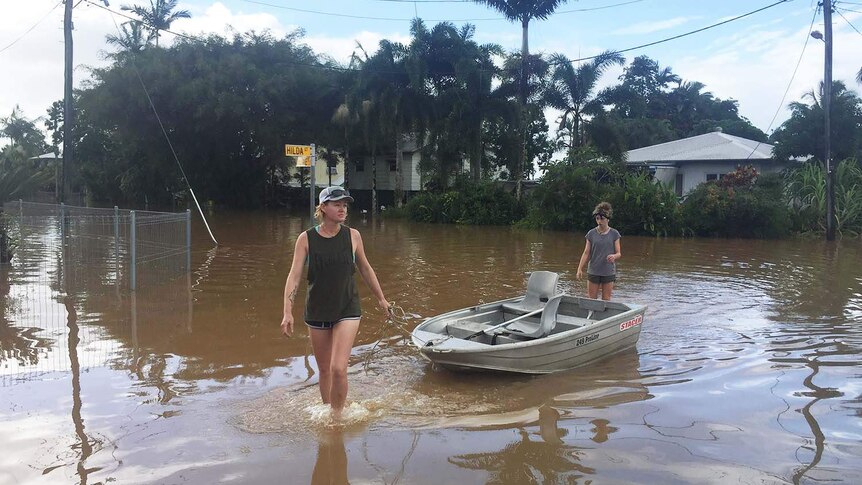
[295,155,311,168]
[285,144,312,157]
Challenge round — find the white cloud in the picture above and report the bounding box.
[175,2,292,39]
[674,13,862,132]
[304,31,411,64]
[0,0,117,123]
[612,16,700,36]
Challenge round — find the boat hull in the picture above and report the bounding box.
[411,295,646,374]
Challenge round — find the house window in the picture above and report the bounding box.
[388,158,397,172]
[675,173,683,197]
[355,159,364,172]
[706,173,718,182]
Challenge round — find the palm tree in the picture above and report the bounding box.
[545,51,624,151]
[120,0,190,47]
[472,0,569,198]
[331,101,357,190]
[105,20,151,54]
[0,163,52,263]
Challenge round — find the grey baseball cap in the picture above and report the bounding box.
[318,186,354,204]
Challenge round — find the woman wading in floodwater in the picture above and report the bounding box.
[280,186,390,421]
[577,202,622,301]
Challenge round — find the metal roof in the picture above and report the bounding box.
[626,131,774,163]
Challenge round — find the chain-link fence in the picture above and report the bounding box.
[0,201,193,386]
[2,200,190,291]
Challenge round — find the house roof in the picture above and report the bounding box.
[626,131,774,163]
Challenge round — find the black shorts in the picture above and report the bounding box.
[587,274,616,284]
[305,316,361,330]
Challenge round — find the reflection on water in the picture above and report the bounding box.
[1,212,862,484]
[311,430,350,485]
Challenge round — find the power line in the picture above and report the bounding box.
[95,1,219,245]
[0,1,64,55]
[88,0,794,78]
[238,0,502,21]
[372,0,472,3]
[835,8,862,33]
[745,4,820,160]
[238,0,647,22]
[558,0,794,65]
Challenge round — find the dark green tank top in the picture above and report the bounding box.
[304,225,362,322]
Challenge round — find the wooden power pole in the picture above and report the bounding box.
[62,0,73,204]
[824,0,835,241]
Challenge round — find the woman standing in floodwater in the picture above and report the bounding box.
[280,186,390,421]
[576,202,622,300]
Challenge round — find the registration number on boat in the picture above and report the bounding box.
[619,315,643,331]
[576,333,599,346]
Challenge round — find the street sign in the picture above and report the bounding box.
[285,144,312,157]
[295,156,311,168]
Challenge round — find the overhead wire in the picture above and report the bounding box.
[86,0,219,245]
[86,0,792,76]
[557,0,794,65]
[835,8,862,34]
[0,1,64,55]
[239,0,647,22]
[744,4,820,160]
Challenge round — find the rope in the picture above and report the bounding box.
[361,303,440,373]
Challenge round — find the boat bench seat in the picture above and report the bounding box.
[446,320,495,339]
[555,315,593,327]
[446,318,539,340]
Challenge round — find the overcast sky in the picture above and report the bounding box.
[1,0,860,141]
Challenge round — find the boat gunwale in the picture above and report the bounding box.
[413,295,646,355]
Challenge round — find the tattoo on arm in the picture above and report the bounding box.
[288,286,298,304]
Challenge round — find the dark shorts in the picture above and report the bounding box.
[305,316,361,330]
[587,274,616,284]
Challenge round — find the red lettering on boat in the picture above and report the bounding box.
[619,314,643,331]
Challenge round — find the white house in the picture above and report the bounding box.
[625,130,795,196]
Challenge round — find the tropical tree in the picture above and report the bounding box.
[350,40,408,211]
[120,0,190,47]
[105,20,151,55]
[545,51,625,152]
[602,55,680,120]
[472,0,569,198]
[1,107,49,155]
[1,110,53,262]
[770,81,862,162]
[68,31,343,208]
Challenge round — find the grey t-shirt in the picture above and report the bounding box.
[585,227,621,276]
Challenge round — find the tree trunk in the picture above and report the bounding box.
[343,129,350,190]
[395,129,404,208]
[472,121,482,182]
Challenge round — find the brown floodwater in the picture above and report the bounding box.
[2,211,861,484]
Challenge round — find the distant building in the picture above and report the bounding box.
[625,130,797,196]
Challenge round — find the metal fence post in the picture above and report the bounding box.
[59,202,65,242]
[186,209,192,273]
[130,210,136,291]
[114,206,120,289]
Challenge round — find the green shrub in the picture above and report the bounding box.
[785,159,862,236]
[404,181,522,225]
[603,172,680,236]
[680,171,791,238]
[520,162,600,230]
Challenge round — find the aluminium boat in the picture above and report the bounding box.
[411,271,646,374]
